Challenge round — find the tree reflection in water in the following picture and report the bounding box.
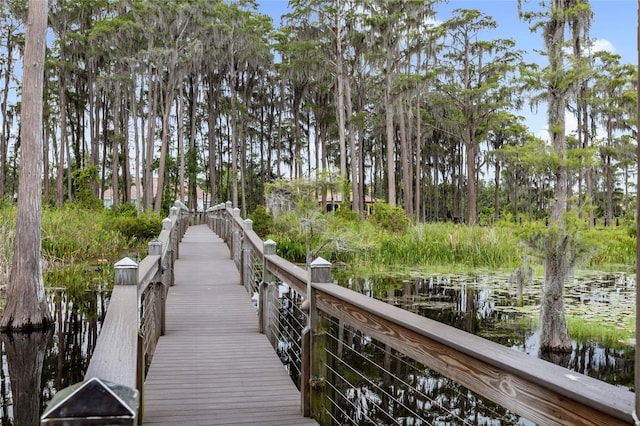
[341,272,635,388]
[0,288,107,422]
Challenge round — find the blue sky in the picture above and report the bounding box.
[256,0,638,139]
[257,1,638,64]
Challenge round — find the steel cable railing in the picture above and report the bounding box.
[319,313,524,425]
[206,204,635,426]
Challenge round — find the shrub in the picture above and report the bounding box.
[368,202,410,234]
[248,205,273,238]
[41,206,127,264]
[109,214,162,241]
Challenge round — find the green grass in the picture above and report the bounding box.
[566,315,635,349]
[0,203,158,291]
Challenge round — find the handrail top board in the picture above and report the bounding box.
[85,285,138,388]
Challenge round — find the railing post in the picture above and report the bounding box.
[259,239,276,335]
[148,239,166,337]
[224,201,232,242]
[232,208,241,264]
[302,257,331,419]
[115,257,138,286]
[242,219,253,291]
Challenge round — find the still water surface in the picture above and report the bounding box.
[0,288,107,424]
[338,270,635,388]
[0,271,634,423]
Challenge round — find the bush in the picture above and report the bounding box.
[41,205,128,264]
[109,214,162,241]
[248,205,273,238]
[368,202,410,234]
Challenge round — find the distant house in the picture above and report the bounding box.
[318,190,376,214]
[103,177,208,211]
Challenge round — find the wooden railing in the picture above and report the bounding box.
[207,204,635,426]
[40,201,189,425]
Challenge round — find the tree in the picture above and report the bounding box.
[520,0,592,354]
[439,8,521,225]
[1,0,52,330]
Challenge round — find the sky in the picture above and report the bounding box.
[255,0,639,140]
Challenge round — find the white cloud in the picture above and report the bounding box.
[590,38,616,54]
[534,112,579,144]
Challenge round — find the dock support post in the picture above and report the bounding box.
[302,257,331,419]
[260,240,276,335]
[242,219,253,291]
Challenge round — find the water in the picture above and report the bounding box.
[338,270,635,388]
[0,288,108,424]
[2,271,633,423]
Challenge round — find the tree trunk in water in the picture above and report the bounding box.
[539,0,572,354]
[540,235,572,353]
[2,330,51,425]
[1,0,52,330]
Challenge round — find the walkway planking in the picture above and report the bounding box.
[143,224,317,425]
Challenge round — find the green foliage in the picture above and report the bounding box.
[368,223,522,268]
[273,231,310,264]
[331,208,360,223]
[0,203,16,286]
[109,212,162,242]
[248,205,273,238]
[584,227,636,266]
[41,205,128,264]
[45,263,112,294]
[368,202,409,234]
[566,315,634,350]
[71,165,102,210]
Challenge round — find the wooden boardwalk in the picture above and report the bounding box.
[143,224,317,425]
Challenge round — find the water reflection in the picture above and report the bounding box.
[0,288,107,423]
[338,271,635,388]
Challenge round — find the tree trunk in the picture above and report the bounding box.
[384,46,396,207]
[344,64,360,214]
[539,0,572,353]
[207,71,218,207]
[154,82,173,213]
[540,235,572,353]
[177,86,185,203]
[56,65,67,207]
[0,25,14,199]
[466,135,477,225]
[398,99,412,217]
[414,51,422,222]
[335,1,347,184]
[111,84,120,209]
[1,0,52,330]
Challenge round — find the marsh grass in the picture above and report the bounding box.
[566,315,635,349]
[41,205,131,265]
[0,204,150,291]
[0,204,16,285]
[354,223,523,269]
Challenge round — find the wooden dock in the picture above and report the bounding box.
[143,224,317,425]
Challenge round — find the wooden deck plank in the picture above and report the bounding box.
[143,224,316,425]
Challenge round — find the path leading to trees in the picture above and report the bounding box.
[143,224,317,425]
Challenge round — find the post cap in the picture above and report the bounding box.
[41,377,138,422]
[310,257,331,268]
[114,257,138,269]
